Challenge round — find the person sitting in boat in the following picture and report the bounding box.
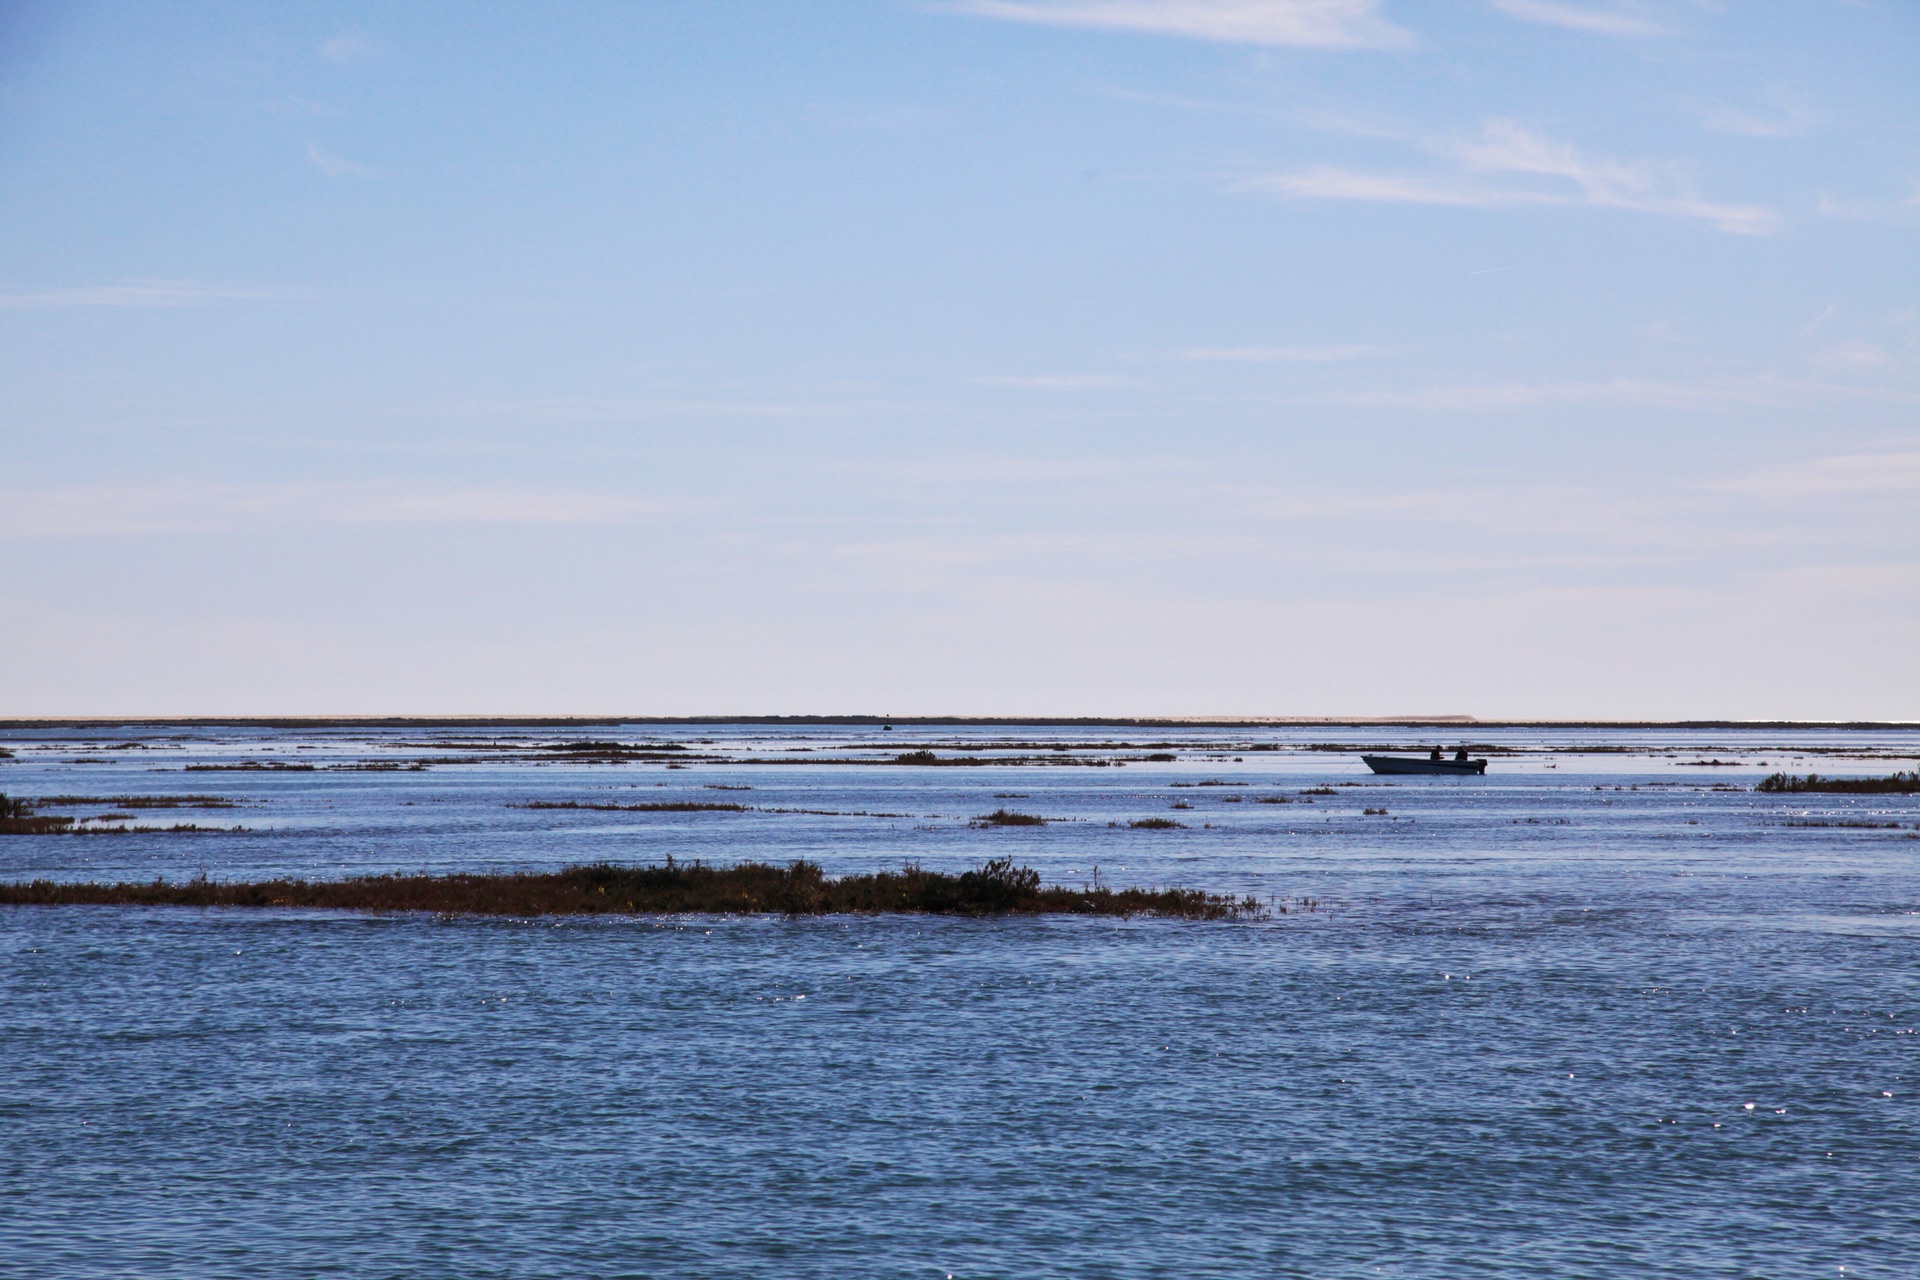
[1429,747,1442,761]
[1454,747,1469,762]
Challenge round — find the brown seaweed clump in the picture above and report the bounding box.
[0,857,1259,920]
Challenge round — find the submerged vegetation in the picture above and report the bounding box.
[1756,771,1920,795]
[0,858,1260,920]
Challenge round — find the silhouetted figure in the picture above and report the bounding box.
[1429,747,1442,761]
[1454,747,1469,762]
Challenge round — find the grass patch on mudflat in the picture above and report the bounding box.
[0,857,1259,920]
[1757,771,1920,794]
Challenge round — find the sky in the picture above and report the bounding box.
[1,0,1916,720]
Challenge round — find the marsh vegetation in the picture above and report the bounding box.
[0,858,1260,919]
[521,800,751,813]
[0,794,70,834]
[0,793,236,835]
[1756,771,1920,794]
[971,808,1047,826]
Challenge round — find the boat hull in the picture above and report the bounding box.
[1361,754,1487,776]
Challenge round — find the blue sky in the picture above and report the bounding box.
[2,0,1916,718]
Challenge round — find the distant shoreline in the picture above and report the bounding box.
[1,716,1915,731]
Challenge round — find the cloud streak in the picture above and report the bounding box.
[1332,375,1920,412]
[950,0,1411,49]
[306,141,372,178]
[1180,343,1392,362]
[1488,0,1664,38]
[977,373,1127,389]
[1697,97,1818,139]
[0,482,675,539]
[0,280,309,310]
[319,32,384,64]
[1251,118,1778,234]
[1709,451,1920,500]
[1811,341,1890,371]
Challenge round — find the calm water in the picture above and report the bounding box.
[3,723,1918,1278]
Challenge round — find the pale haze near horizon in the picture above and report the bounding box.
[2,0,1916,720]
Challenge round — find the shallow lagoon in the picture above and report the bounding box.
[3,723,1917,1277]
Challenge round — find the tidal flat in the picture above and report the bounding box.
[2,720,1918,1278]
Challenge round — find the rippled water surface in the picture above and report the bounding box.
[3,723,1918,1277]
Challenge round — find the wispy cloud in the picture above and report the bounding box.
[1488,0,1665,38]
[1799,305,1839,336]
[1709,451,1920,499]
[469,397,853,424]
[1259,166,1548,208]
[1811,340,1890,371]
[262,96,340,119]
[1180,343,1391,362]
[319,32,384,64]
[977,373,1127,389]
[808,102,956,134]
[1250,118,1778,234]
[832,452,1181,487]
[468,395,860,423]
[0,280,307,310]
[306,141,372,178]
[0,482,674,539]
[949,0,1412,50]
[1813,186,1920,224]
[1333,375,1920,411]
[1697,96,1818,139]
[1446,120,1773,231]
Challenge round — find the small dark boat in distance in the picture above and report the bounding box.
[1362,753,1487,776]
